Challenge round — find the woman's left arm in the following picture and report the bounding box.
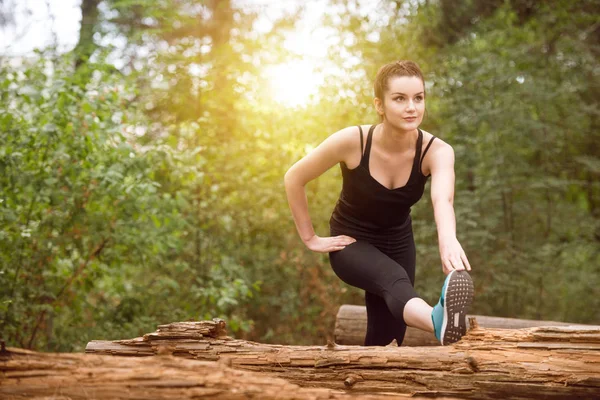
[429,143,471,275]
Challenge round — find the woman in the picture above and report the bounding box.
[284,60,474,346]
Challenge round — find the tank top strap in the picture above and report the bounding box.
[419,134,437,175]
[412,129,424,172]
[357,125,364,160]
[361,124,376,168]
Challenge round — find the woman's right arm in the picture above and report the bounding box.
[284,127,357,253]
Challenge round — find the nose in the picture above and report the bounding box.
[406,100,416,113]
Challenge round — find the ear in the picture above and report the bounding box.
[373,97,384,116]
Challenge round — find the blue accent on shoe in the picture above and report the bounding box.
[431,271,454,343]
[431,302,444,342]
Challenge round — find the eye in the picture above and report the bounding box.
[394,96,404,102]
[415,95,424,101]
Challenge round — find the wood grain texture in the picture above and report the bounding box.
[81,318,600,399]
[1,346,449,399]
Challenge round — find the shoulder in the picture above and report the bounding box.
[322,124,372,169]
[419,129,454,175]
[327,125,362,145]
[332,125,372,143]
[421,129,453,158]
[324,124,370,153]
[284,125,366,184]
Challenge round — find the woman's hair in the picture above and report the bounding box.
[373,60,425,102]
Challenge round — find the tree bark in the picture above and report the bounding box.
[333,304,600,346]
[83,319,600,399]
[0,343,435,400]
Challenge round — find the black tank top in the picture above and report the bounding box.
[330,124,436,235]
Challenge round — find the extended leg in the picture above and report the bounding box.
[364,291,407,346]
[403,298,434,333]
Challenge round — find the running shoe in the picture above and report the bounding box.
[431,270,474,345]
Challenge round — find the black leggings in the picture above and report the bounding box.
[329,219,419,346]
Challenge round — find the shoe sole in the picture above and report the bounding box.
[440,271,474,345]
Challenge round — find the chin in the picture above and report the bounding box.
[395,119,421,131]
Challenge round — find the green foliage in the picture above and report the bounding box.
[0,50,172,349]
[0,49,260,350]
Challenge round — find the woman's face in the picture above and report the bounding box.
[377,75,425,131]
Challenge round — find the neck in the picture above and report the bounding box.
[378,121,418,152]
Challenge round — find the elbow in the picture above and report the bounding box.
[284,168,300,188]
[284,169,292,186]
[284,163,310,188]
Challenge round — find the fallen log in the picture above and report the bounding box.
[0,344,437,400]
[334,304,600,346]
[84,318,600,399]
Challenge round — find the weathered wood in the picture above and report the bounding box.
[84,319,600,399]
[334,304,600,346]
[0,346,442,400]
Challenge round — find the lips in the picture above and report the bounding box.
[404,117,417,121]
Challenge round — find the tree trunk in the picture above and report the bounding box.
[0,343,430,400]
[74,0,101,69]
[83,319,600,399]
[333,304,600,346]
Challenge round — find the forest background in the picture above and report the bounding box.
[1,0,598,352]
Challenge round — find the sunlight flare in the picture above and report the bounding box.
[264,60,321,107]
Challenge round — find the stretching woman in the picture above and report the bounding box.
[284,60,474,346]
